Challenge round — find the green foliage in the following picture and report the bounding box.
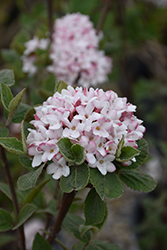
[0,137,25,155]
[60,163,89,193]
[119,169,157,192]
[0,82,13,110]
[0,182,12,201]
[63,213,91,243]
[84,188,106,226]
[115,139,149,169]
[0,234,16,247]
[0,69,15,86]
[55,81,68,93]
[19,155,33,170]
[13,204,37,230]
[86,240,122,250]
[58,138,85,165]
[11,102,31,123]
[90,169,123,200]
[17,164,45,190]
[0,208,13,232]
[116,146,140,162]
[0,123,8,137]
[23,179,50,205]
[33,233,52,250]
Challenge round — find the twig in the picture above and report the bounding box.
[47,0,53,41]
[96,0,111,35]
[47,191,76,244]
[0,146,26,250]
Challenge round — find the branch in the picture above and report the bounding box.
[47,190,76,244]
[47,0,53,41]
[0,146,26,250]
[96,0,111,35]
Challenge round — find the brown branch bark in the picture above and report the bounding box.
[96,0,111,35]
[0,146,26,250]
[47,190,76,244]
[47,0,53,41]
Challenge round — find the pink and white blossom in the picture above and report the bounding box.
[27,85,145,179]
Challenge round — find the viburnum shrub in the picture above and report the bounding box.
[0,71,157,250]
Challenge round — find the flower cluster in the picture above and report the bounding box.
[22,36,49,76]
[27,86,145,180]
[47,13,112,87]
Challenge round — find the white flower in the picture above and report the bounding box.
[27,85,145,178]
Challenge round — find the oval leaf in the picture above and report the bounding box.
[0,137,25,155]
[0,82,13,110]
[0,208,13,232]
[17,164,45,191]
[90,168,123,200]
[57,138,75,162]
[21,120,27,153]
[60,163,89,193]
[0,182,12,200]
[71,143,85,165]
[119,169,157,192]
[116,146,140,162]
[55,80,68,93]
[13,204,37,230]
[23,179,50,205]
[33,233,52,250]
[0,69,15,86]
[84,188,106,226]
[8,88,26,113]
[19,155,33,170]
[63,213,91,243]
[0,123,9,137]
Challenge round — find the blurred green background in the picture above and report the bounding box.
[0,0,167,249]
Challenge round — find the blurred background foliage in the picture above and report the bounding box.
[0,0,167,249]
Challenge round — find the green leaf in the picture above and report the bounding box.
[33,233,52,250]
[86,240,122,250]
[0,208,13,232]
[0,69,15,86]
[0,182,12,200]
[73,242,86,250]
[54,81,68,93]
[37,199,57,217]
[119,169,157,192]
[12,102,31,123]
[23,179,50,205]
[21,120,27,153]
[84,188,106,226]
[0,137,25,155]
[0,123,9,137]
[90,168,123,200]
[0,234,15,247]
[115,138,149,169]
[71,143,85,165]
[24,107,35,123]
[0,82,13,110]
[79,224,98,238]
[95,203,108,230]
[116,146,140,162]
[19,155,33,170]
[57,138,75,163]
[60,163,89,193]
[13,204,37,230]
[116,135,124,158]
[8,89,26,123]
[63,213,91,243]
[17,164,45,190]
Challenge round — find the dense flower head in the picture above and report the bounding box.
[48,12,112,87]
[27,86,145,179]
